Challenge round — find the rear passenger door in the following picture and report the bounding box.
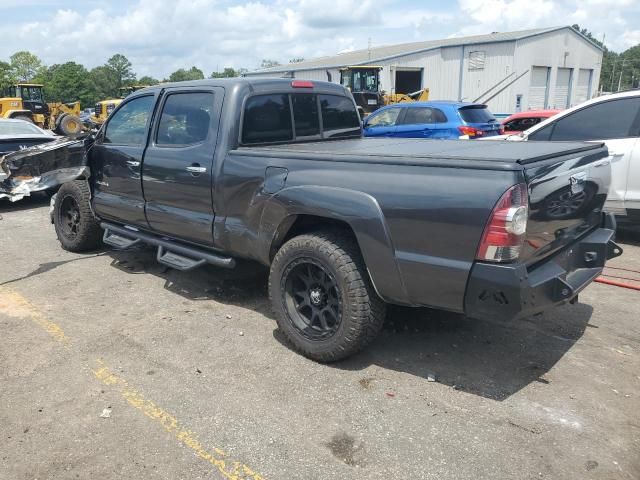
[142,87,223,246]
[92,93,158,226]
[394,107,436,138]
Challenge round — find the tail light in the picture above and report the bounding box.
[292,80,314,88]
[458,126,483,137]
[476,183,528,262]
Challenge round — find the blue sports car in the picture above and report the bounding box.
[363,101,502,139]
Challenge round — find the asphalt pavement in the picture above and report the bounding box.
[1,194,638,480]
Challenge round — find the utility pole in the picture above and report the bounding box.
[617,58,626,92]
[368,37,372,61]
[610,59,617,92]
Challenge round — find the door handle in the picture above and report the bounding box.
[186,165,206,174]
[126,160,140,167]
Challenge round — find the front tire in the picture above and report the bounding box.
[269,231,386,362]
[56,114,83,137]
[53,180,102,252]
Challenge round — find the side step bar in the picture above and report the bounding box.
[101,222,235,271]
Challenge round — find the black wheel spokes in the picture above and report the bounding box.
[60,196,80,238]
[548,191,586,217]
[285,260,342,340]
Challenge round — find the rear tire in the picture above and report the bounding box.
[269,230,386,362]
[53,180,102,252]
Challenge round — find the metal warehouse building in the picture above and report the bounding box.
[246,26,603,114]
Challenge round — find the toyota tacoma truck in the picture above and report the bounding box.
[43,78,621,361]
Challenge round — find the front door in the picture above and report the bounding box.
[363,107,402,137]
[141,87,223,246]
[92,93,158,226]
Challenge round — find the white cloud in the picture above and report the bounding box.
[1,0,639,79]
[456,0,640,51]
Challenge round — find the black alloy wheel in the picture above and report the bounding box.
[283,258,342,340]
[59,194,81,239]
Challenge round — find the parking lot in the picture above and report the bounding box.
[1,194,639,480]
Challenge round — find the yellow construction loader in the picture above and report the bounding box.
[339,66,429,115]
[92,85,150,125]
[0,83,83,136]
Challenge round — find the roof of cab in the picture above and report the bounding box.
[135,77,350,95]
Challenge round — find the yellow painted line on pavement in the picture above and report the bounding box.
[92,359,265,480]
[0,286,69,343]
[1,286,266,480]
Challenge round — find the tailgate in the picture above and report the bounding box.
[521,143,611,265]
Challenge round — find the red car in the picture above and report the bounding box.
[501,110,561,135]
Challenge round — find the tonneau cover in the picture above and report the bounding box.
[241,138,605,166]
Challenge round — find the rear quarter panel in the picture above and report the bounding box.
[218,151,520,311]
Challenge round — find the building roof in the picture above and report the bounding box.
[246,26,603,75]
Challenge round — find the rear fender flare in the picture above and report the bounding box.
[259,185,409,304]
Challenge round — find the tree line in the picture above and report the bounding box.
[0,52,256,107]
[572,25,640,92]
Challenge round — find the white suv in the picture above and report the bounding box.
[501,90,640,223]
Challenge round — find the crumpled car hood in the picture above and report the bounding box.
[0,136,90,202]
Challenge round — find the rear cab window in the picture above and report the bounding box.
[318,94,360,138]
[241,92,360,145]
[458,105,496,124]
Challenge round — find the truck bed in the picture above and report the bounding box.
[238,138,606,169]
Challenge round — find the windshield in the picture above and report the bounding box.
[352,69,378,92]
[0,121,45,135]
[17,86,44,102]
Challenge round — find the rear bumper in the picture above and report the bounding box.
[464,216,622,322]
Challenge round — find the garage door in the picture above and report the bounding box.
[574,69,592,104]
[553,68,572,109]
[529,67,549,109]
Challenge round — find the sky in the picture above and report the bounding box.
[1,0,639,79]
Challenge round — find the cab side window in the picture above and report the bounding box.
[156,92,214,146]
[104,95,155,146]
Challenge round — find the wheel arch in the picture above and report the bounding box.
[259,185,409,304]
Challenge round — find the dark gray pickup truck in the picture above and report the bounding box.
[37,78,621,361]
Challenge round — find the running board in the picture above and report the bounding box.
[156,246,206,271]
[103,229,142,249]
[101,222,236,270]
